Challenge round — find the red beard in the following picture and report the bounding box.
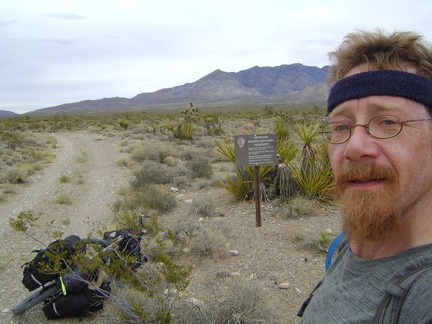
[335,162,402,242]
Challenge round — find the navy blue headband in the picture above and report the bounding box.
[327,70,432,114]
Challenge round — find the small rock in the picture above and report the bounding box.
[216,271,230,278]
[277,282,291,289]
[170,187,179,193]
[326,228,333,235]
[2,308,10,313]
[188,298,203,307]
[164,288,178,297]
[227,250,239,256]
[230,272,241,276]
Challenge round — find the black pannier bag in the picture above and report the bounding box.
[21,235,84,291]
[42,280,111,319]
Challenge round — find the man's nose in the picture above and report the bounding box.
[343,125,378,160]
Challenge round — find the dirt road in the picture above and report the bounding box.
[0,131,127,323]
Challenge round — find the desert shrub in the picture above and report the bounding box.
[57,194,71,204]
[59,174,70,183]
[185,156,213,179]
[116,157,128,167]
[130,142,180,163]
[1,130,24,149]
[174,278,279,323]
[1,182,15,194]
[112,195,147,214]
[113,184,176,214]
[130,161,176,187]
[283,196,319,219]
[189,200,216,217]
[317,231,331,251]
[195,138,217,149]
[75,150,88,163]
[1,166,30,183]
[186,219,230,260]
[136,185,177,213]
[117,118,130,130]
[163,156,177,167]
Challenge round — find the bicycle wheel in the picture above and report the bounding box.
[12,282,60,315]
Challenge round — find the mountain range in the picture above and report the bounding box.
[9,63,331,117]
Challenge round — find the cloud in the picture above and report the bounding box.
[39,13,86,20]
[0,18,19,27]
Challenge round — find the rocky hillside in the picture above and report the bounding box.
[0,110,18,118]
[27,63,330,116]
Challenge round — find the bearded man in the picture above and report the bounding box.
[299,29,432,323]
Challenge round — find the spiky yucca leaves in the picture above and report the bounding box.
[219,168,254,200]
[277,139,299,165]
[274,116,292,142]
[173,122,196,140]
[288,148,334,203]
[215,139,235,162]
[296,122,320,175]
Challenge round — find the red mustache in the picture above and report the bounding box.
[335,162,396,190]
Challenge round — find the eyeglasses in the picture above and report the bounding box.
[322,115,432,144]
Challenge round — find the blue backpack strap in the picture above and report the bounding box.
[325,233,346,271]
[298,232,346,318]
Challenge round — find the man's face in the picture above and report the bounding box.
[328,72,432,242]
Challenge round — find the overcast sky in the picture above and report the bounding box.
[1,0,432,114]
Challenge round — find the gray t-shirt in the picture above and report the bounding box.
[300,243,432,323]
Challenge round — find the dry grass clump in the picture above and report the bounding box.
[185,156,213,179]
[173,277,280,323]
[130,160,183,187]
[283,196,320,219]
[0,131,55,185]
[130,141,180,163]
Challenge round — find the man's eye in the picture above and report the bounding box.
[382,119,397,125]
[373,116,399,126]
[334,124,349,132]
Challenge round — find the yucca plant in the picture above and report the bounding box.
[288,153,334,203]
[219,169,254,200]
[295,122,320,176]
[215,139,235,162]
[173,122,196,140]
[277,139,299,165]
[274,116,292,142]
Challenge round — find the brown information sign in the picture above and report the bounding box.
[234,134,278,167]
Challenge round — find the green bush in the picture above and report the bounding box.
[130,161,175,187]
[136,185,177,213]
[130,142,180,163]
[185,156,213,179]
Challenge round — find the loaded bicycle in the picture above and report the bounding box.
[12,216,148,319]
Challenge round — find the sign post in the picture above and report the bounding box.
[234,134,278,227]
